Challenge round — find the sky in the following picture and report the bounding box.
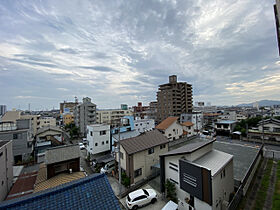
[0,0,279,110]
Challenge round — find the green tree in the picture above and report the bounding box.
[165,179,177,203]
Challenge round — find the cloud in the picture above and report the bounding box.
[0,0,279,110]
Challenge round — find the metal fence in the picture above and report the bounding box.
[227,186,243,210]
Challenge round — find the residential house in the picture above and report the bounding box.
[180,112,203,132]
[181,121,195,137]
[0,119,33,163]
[0,140,13,201]
[156,117,183,141]
[248,118,280,143]
[117,130,169,184]
[1,111,21,123]
[215,120,237,136]
[86,124,111,156]
[160,140,234,210]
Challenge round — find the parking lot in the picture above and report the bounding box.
[119,184,167,210]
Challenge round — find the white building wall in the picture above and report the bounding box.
[134,119,155,133]
[0,141,13,201]
[164,155,212,210]
[212,159,234,210]
[86,124,110,155]
[164,121,183,141]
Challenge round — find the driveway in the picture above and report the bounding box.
[119,184,167,210]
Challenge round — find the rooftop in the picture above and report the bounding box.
[160,140,215,157]
[156,117,179,130]
[181,121,194,127]
[34,164,85,193]
[0,174,120,210]
[120,129,169,155]
[216,120,236,124]
[0,140,10,148]
[193,149,233,176]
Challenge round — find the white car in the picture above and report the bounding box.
[126,189,157,209]
[79,143,85,150]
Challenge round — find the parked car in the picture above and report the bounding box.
[100,161,115,174]
[79,143,85,150]
[126,188,157,209]
[161,200,178,210]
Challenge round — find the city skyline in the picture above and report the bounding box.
[0,0,279,110]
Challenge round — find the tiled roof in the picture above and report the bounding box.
[0,174,120,210]
[156,117,179,130]
[181,121,194,127]
[120,129,169,155]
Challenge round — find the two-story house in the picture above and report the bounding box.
[156,117,183,141]
[160,140,234,210]
[117,130,169,184]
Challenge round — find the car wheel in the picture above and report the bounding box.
[132,205,138,210]
[151,198,157,204]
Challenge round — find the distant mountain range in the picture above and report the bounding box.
[237,100,280,107]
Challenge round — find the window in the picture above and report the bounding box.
[100,130,106,135]
[106,141,109,144]
[148,147,154,154]
[102,141,104,145]
[160,144,166,149]
[169,166,178,172]
[263,127,269,131]
[135,124,138,126]
[169,162,178,168]
[0,152,2,157]
[120,152,123,159]
[134,168,142,177]
[90,131,93,136]
[13,134,18,139]
[223,169,226,177]
[95,143,98,146]
[170,178,178,184]
[133,195,146,202]
[273,127,280,132]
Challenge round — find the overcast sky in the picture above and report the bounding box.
[0,0,279,110]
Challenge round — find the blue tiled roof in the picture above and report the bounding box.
[0,174,120,210]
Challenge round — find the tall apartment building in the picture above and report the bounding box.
[0,140,13,201]
[156,75,193,123]
[74,97,96,137]
[0,105,7,117]
[274,0,280,55]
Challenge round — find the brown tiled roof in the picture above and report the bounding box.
[203,113,221,117]
[156,117,179,130]
[181,121,194,126]
[6,172,38,200]
[120,129,169,155]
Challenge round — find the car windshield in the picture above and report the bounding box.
[127,195,131,202]
[143,189,149,196]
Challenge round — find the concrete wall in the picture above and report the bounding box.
[86,124,110,155]
[0,130,32,161]
[0,141,13,201]
[212,159,234,210]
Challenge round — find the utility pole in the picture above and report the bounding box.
[262,108,264,145]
